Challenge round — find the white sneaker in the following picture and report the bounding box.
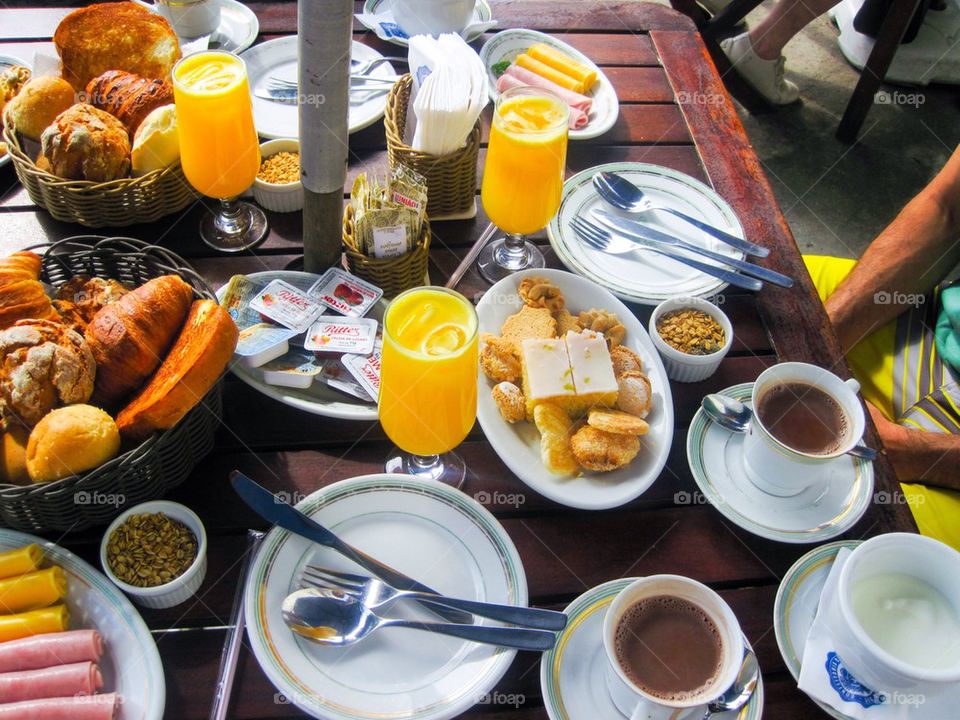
[720,33,800,105]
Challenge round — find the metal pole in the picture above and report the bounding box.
[299,0,353,272]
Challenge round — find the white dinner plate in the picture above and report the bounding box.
[357,0,495,47]
[0,529,165,720]
[215,270,382,422]
[244,474,527,720]
[479,28,618,141]
[686,383,874,544]
[547,163,746,305]
[0,54,30,171]
[240,38,399,139]
[475,269,674,510]
[541,578,764,720]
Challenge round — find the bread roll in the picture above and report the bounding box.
[85,70,174,138]
[0,425,30,485]
[117,300,238,440]
[39,104,130,182]
[53,276,130,334]
[0,251,58,331]
[54,3,181,91]
[26,405,120,483]
[0,65,31,117]
[3,76,75,142]
[85,275,194,408]
[131,104,179,176]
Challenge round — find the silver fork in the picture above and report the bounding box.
[571,216,763,292]
[302,565,568,631]
[270,56,404,89]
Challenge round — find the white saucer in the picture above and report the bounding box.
[210,0,259,53]
[686,383,874,543]
[541,578,763,720]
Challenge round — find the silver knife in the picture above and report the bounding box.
[592,210,794,288]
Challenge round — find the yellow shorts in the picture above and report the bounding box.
[803,255,960,550]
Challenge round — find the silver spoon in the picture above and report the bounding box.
[593,171,769,258]
[702,648,759,718]
[281,587,557,651]
[702,394,878,461]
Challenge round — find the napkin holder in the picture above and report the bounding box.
[342,203,431,298]
[384,74,480,221]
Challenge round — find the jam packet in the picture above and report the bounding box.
[250,279,326,332]
[308,268,382,318]
[319,360,375,402]
[342,347,382,400]
[305,316,378,356]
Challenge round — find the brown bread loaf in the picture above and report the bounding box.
[39,103,131,182]
[85,70,173,138]
[85,275,194,408]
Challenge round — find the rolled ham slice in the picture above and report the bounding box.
[0,693,118,719]
[0,663,102,703]
[0,630,102,673]
[501,64,593,112]
[496,72,591,129]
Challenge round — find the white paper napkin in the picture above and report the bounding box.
[355,7,496,44]
[798,548,957,718]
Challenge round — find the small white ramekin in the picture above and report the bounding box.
[100,500,208,610]
[649,296,733,383]
[253,138,303,213]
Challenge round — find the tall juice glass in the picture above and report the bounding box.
[478,86,569,283]
[379,287,478,487]
[172,50,268,252]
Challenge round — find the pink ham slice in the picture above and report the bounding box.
[0,663,102,703]
[0,631,102,673]
[0,693,118,719]
[496,64,593,129]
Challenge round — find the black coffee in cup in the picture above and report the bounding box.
[614,595,723,702]
[756,381,850,455]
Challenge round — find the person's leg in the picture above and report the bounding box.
[749,0,841,59]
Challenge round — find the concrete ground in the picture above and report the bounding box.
[713,1,960,258]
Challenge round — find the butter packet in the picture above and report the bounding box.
[261,351,324,389]
[234,323,298,368]
[250,279,326,332]
[219,274,262,329]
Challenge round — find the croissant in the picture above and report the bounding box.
[85,70,173,137]
[85,275,194,408]
[0,252,57,330]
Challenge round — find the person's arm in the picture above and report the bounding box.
[826,145,960,352]
[868,403,960,491]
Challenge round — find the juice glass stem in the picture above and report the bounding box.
[478,233,546,283]
[384,452,466,488]
[200,197,268,253]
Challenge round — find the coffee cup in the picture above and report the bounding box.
[155,0,220,42]
[387,0,477,37]
[742,362,866,497]
[602,575,745,720]
[829,533,960,692]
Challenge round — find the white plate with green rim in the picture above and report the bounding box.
[686,383,874,543]
[541,578,764,720]
[547,163,746,306]
[0,529,165,720]
[475,269,674,510]
[478,28,618,140]
[216,270,382,422]
[244,474,528,720]
[357,0,494,46]
[774,541,861,720]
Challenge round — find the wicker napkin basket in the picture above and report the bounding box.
[384,74,480,220]
[0,237,222,532]
[2,125,197,228]
[342,203,431,298]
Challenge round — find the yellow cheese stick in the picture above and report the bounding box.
[515,53,585,94]
[0,545,42,581]
[0,604,69,643]
[527,43,597,90]
[0,567,67,614]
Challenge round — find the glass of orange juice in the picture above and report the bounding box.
[172,51,268,252]
[379,287,478,487]
[478,86,569,283]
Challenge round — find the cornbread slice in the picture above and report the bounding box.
[565,331,618,409]
[520,338,575,417]
[501,305,556,352]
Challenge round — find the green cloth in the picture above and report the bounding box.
[935,285,960,371]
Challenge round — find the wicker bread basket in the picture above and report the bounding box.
[384,74,480,220]
[342,204,430,298]
[2,124,197,228]
[0,237,222,532]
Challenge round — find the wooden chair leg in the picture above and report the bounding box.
[703,0,766,36]
[836,0,925,142]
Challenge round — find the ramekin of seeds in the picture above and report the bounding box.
[100,500,207,609]
[253,138,304,213]
[649,297,733,383]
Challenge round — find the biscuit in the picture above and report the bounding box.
[578,308,626,349]
[518,276,565,312]
[556,309,582,336]
[501,305,557,351]
[610,345,643,378]
[617,372,652,418]
[570,426,640,471]
[479,333,521,383]
[533,403,578,475]
[492,382,525,423]
[587,408,649,435]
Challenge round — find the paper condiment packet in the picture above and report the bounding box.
[261,351,324,389]
[219,274,263,329]
[250,279,326,332]
[342,348,382,400]
[319,360,374,402]
[305,317,378,356]
[234,323,298,368]
[308,268,382,318]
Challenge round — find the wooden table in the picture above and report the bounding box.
[0,2,915,718]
